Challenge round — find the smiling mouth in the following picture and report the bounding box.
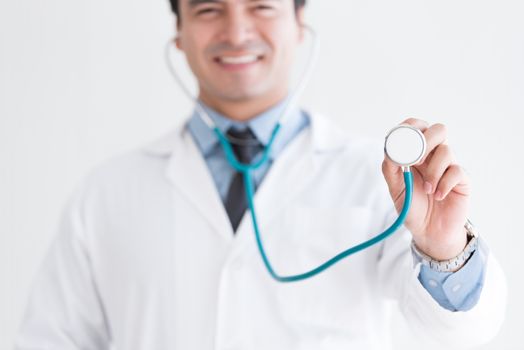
[214,54,264,66]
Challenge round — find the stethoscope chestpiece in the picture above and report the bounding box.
[384,124,427,169]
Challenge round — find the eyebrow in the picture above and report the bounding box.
[188,0,223,7]
[188,0,281,7]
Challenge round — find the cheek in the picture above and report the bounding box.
[270,31,299,71]
[265,21,300,59]
[181,31,213,73]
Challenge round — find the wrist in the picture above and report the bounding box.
[414,226,468,261]
[411,219,479,273]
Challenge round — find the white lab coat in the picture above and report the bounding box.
[15,112,507,350]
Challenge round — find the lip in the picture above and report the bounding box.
[213,53,264,71]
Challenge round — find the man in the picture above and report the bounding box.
[15,0,506,349]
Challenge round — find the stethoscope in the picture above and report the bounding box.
[165,25,427,283]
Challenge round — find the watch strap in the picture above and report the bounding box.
[411,218,479,273]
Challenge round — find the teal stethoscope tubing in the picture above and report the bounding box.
[215,124,414,283]
[165,25,414,283]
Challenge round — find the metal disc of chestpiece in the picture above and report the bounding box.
[384,124,427,167]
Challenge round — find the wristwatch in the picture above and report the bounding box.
[411,218,479,273]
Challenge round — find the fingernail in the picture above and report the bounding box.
[424,181,433,194]
[435,190,443,201]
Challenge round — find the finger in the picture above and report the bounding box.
[419,123,448,165]
[421,144,455,194]
[382,157,403,187]
[400,117,430,132]
[434,164,470,201]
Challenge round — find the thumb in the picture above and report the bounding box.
[381,153,406,199]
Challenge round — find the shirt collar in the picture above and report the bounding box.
[144,111,353,158]
[186,95,305,158]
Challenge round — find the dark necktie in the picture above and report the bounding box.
[224,127,263,233]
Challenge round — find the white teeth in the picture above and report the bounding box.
[219,55,258,64]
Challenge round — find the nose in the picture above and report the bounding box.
[221,6,254,47]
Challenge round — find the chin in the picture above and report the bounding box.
[215,86,271,102]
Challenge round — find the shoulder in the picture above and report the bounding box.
[75,124,183,198]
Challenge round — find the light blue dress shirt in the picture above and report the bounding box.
[186,97,309,201]
[187,99,486,312]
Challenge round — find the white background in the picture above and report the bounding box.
[1,0,523,349]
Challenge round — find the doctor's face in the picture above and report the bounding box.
[175,0,304,106]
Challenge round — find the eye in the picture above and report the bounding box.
[255,4,274,10]
[251,2,278,16]
[194,6,221,18]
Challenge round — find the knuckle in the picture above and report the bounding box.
[450,163,461,171]
[440,165,460,185]
[437,175,452,189]
[435,123,447,136]
[428,176,440,185]
[440,144,453,159]
[431,142,454,163]
[453,164,465,177]
[403,117,418,125]
[403,117,429,127]
[382,159,394,174]
[428,145,451,166]
[435,143,450,154]
[381,159,388,171]
[448,163,460,173]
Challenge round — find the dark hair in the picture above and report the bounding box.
[168,0,306,18]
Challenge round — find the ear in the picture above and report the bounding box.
[175,35,183,50]
[174,16,183,50]
[295,7,306,42]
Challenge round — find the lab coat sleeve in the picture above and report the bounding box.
[14,182,111,349]
[376,207,507,348]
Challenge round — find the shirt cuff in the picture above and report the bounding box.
[414,237,488,311]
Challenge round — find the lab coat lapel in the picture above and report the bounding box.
[237,112,349,236]
[245,126,314,231]
[142,113,349,242]
[147,124,234,239]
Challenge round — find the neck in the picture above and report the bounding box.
[198,89,289,122]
